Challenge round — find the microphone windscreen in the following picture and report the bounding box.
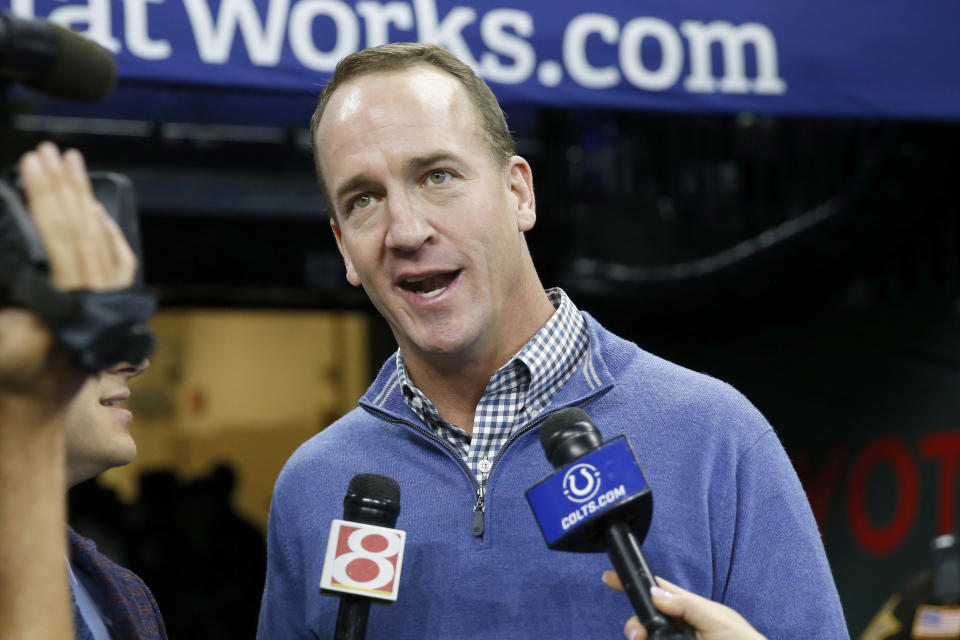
[344,473,401,527]
[539,407,602,468]
[347,473,400,504]
[31,22,116,101]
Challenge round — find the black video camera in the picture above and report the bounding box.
[0,172,157,373]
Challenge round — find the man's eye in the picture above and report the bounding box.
[351,194,372,209]
[427,170,451,185]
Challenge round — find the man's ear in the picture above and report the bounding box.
[507,156,536,232]
[330,218,362,287]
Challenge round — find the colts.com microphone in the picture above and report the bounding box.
[320,473,406,640]
[526,407,694,639]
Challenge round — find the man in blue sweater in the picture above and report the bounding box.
[257,43,848,639]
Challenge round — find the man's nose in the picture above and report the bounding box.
[384,192,434,252]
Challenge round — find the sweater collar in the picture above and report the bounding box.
[360,311,615,425]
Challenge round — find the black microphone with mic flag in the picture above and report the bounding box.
[526,407,695,639]
[320,473,406,640]
[0,10,116,102]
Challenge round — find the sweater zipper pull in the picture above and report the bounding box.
[471,486,485,537]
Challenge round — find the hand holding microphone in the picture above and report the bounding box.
[526,407,695,640]
[320,473,406,640]
[604,572,767,640]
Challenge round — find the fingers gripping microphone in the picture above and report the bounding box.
[319,473,405,640]
[0,11,117,101]
[526,408,694,640]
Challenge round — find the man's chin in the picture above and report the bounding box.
[98,443,138,474]
[67,452,134,487]
[410,333,475,359]
[394,321,474,356]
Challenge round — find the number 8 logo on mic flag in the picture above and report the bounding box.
[320,520,406,601]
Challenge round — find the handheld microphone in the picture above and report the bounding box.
[526,407,694,639]
[319,473,405,640]
[0,11,116,101]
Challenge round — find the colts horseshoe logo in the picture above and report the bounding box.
[562,463,603,503]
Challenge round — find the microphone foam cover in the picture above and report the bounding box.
[33,23,116,101]
[347,473,401,505]
[343,473,401,527]
[539,407,603,468]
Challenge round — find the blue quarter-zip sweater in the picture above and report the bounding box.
[257,313,848,639]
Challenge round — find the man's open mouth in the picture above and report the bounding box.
[399,271,460,298]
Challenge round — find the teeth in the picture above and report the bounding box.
[400,271,456,297]
[101,399,123,407]
[417,287,445,298]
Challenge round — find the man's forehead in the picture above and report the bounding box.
[313,64,496,202]
[320,66,464,131]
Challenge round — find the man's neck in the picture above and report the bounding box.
[404,358,492,433]
[400,290,557,434]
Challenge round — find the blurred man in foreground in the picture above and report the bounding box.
[0,142,163,639]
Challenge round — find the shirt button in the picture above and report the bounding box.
[478,458,492,474]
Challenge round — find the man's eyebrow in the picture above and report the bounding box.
[404,152,459,173]
[334,174,378,204]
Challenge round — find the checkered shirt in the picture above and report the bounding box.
[397,288,588,485]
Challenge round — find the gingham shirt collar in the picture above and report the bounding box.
[397,288,588,484]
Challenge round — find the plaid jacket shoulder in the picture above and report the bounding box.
[68,527,168,640]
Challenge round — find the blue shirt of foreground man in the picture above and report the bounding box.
[257,43,847,639]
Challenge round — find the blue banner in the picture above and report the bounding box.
[4,0,958,120]
[526,436,648,547]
